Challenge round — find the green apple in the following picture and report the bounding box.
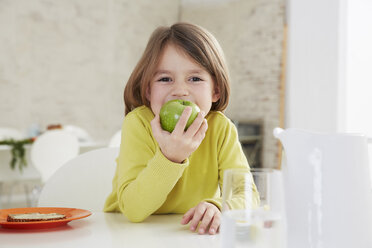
[159,99,200,132]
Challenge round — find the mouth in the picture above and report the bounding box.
[167,98,193,103]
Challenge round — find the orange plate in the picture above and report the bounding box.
[0,207,91,229]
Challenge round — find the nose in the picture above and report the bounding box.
[171,81,189,97]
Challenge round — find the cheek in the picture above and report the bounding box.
[148,88,164,115]
[196,94,213,113]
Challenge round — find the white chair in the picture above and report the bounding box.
[109,130,122,147]
[63,125,93,143]
[38,147,119,212]
[0,127,23,140]
[31,130,80,183]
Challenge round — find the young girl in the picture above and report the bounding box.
[104,22,259,235]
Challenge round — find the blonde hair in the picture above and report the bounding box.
[124,22,231,115]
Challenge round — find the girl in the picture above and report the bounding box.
[104,22,259,235]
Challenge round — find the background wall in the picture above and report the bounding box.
[0,0,179,140]
[0,0,285,169]
[285,0,345,132]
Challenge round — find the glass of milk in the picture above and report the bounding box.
[221,168,286,248]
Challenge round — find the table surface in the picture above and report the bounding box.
[0,212,220,248]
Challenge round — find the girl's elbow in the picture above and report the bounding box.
[119,203,149,223]
[125,213,147,223]
[117,190,151,222]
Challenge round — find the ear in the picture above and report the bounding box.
[145,85,151,102]
[212,85,221,103]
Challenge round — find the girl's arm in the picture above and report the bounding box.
[115,111,189,222]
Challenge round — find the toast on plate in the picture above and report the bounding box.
[7,213,66,222]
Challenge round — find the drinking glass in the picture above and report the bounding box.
[221,168,285,248]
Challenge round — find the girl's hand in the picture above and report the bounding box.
[180,201,221,235]
[151,107,208,163]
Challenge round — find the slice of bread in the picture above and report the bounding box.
[7,213,66,222]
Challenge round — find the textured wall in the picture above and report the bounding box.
[0,0,285,168]
[0,0,179,140]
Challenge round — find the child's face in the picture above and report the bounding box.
[146,44,220,116]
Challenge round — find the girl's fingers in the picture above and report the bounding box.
[172,107,192,136]
[196,119,208,140]
[181,207,195,225]
[189,203,207,232]
[198,207,215,234]
[208,213,221,235]
[184,111,205,138]
[188,119,208,147]
[182,202,221,235]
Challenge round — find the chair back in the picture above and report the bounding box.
[109,130,122,147]
[31,130,79,183]
[63,125,93,142]
[37,147,119,212]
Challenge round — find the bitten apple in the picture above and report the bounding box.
[159,99,200,132]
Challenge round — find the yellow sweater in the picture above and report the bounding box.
[104,106,259,222]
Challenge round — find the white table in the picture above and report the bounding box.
[0,213,220,248]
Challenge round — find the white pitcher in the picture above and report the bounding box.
[274,127,372,248]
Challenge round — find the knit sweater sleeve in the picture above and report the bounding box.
[204,115,260,210]
[114,110,189,222]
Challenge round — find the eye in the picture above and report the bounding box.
[158,77,172,82]
[189,77,202,82]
